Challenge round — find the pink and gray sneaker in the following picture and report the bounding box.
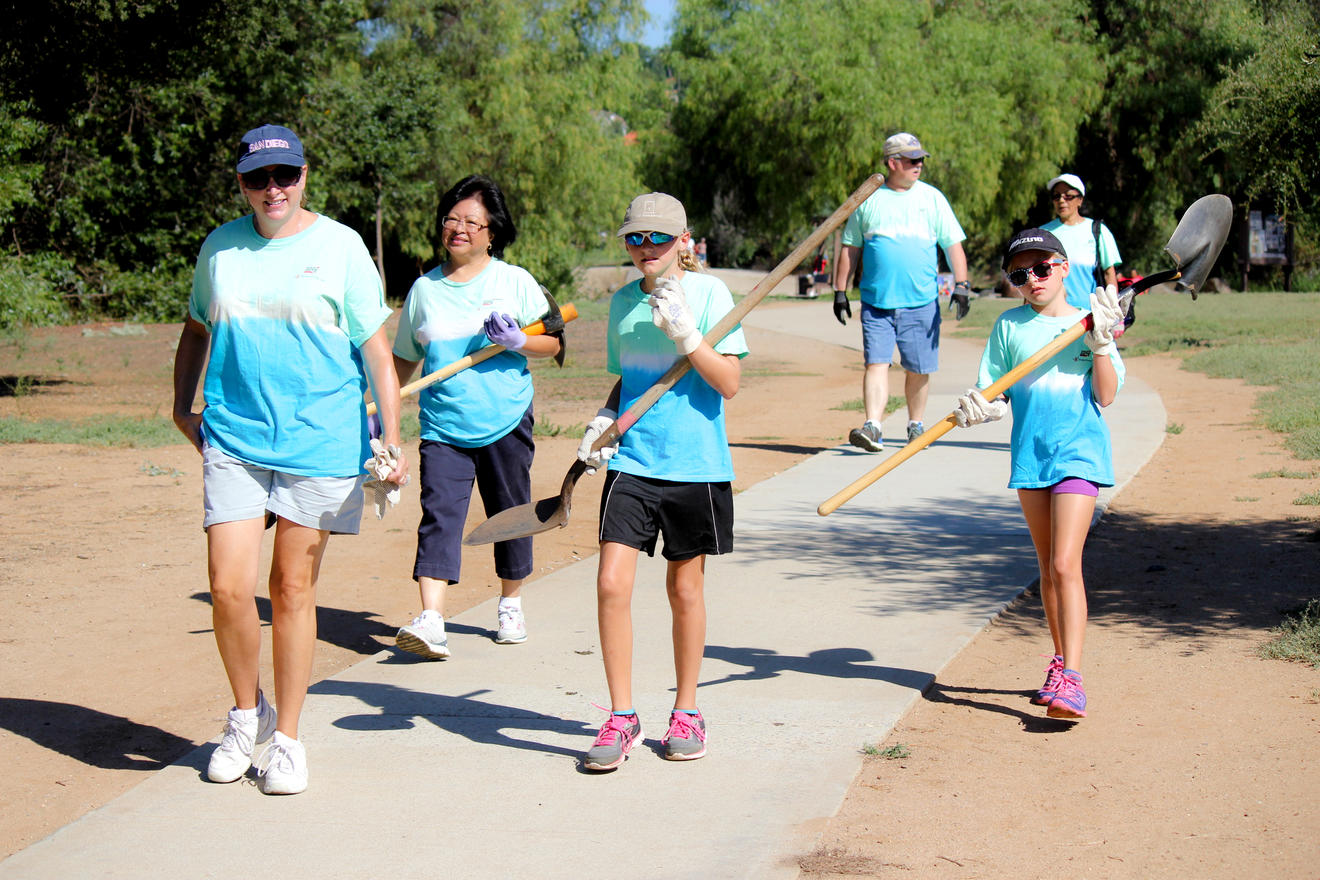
[1030,655,1065,706]
[1046,670,1087,719]
[662,709,707,761]
[583,710,642,771]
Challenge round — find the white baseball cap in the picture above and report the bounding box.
[1046,173,1086,197]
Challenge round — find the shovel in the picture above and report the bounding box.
[463,173,887,546]
[365,303,578,417]
[817,193,1233,516]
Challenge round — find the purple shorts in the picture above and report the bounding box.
[1051,477,1100,497]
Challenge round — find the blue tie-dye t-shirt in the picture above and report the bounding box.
[392,259,549,448]
[841,180,965,309]
[977,305,1126,489]
[606,272,749,482]
[189,214,391,477]
[1041,218,1122,310]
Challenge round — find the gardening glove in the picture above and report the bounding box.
[362,438,404,520]
[833,290,852,324]
[649,277,704,355]
[1085,284,1122,357]
[950,281,972,321]
[483,311,527,351]
[954,389,1008,428]
[577,408,619,475]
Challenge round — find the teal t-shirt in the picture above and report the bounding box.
[189,214,391,477]
[978,305,1126,489]
[841,180,965,309]
[1041,218,1122,310]
[393,259,548,447]
[606,272,749,482]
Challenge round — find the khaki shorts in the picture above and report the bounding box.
[201,442,365,535]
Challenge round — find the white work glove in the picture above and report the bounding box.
[648,276,704,356]
[1085,284,1122,357]
[954,389,1009,428]
[577,408,620,475]
[362,438,404,520]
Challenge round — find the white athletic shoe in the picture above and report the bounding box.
[256,731,307,795]
[495,604,527,644]
[396,611,450,659]
[207,690,277,783]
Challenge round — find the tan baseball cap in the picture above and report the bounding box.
[617,192,687,237]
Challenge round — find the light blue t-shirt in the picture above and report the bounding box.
[1041,218,1122,310]
[978,305,1126,489]
[606,272,749,482]
[189,214,391,477]
[393,259,548,448]
[841,180,965,309]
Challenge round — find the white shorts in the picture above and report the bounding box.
[202,442,365,535]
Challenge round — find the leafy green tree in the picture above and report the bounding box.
[659,0,1103,272]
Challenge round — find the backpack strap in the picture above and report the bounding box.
[1092,217,1105,287]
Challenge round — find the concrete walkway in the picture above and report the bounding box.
[0,301,1164,879]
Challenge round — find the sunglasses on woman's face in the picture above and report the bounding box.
[240,165,303,190]
[623,231,676,247]
[1006,259,1064,287]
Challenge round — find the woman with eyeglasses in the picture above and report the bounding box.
[391,175,562,660]
[172,124,408,795]
[574,192,748,771]
[1041,173,1123,310]
[952,227,1125,721]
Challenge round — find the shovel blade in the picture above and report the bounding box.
[462,459,587,546]
[1165,194,1233,298]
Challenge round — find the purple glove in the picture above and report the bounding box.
[483,312,526,350]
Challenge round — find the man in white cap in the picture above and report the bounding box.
[1041,173,1122,310]
[831,131,969,452]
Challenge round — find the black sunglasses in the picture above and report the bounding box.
[1006,259,1064,287]
[240,165,303,190]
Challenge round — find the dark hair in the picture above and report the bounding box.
[437,175,517,259]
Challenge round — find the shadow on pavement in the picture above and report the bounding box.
[0,698,198,770]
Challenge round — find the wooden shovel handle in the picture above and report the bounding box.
[817,315,1091,516]
[594,175,885,447]
[366,303,578,416]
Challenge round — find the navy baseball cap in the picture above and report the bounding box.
[236,125,305,173]
[1002,227,1068,269]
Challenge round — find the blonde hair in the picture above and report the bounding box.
[677,231,702,272]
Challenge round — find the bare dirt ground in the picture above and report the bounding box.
[2,302,1318,874]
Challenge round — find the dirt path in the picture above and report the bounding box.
[2,314,1317,874]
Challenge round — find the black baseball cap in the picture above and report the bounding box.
[1001,227,1067,269]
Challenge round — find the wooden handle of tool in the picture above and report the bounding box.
[366,303,578,416]
[817,315,1091,516]
[599,175,885,442]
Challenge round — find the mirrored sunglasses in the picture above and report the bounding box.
[623,231,676,247]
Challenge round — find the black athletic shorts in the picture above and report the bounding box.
[599,470,734,561]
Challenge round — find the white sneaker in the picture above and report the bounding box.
[207,690,277,783]
[256,731,307,795]
[396,611,450,659]
[495,604,527,644]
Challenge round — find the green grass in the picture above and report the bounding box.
[1166,422,1184,435]
[1253,469,1314,479]
[1293,491,1320,506]
[861,742,911,759]
[0,415,180,447]
[832,397,905,415]
[1257,598,1320,667]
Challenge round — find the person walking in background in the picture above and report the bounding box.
[831,132,969,452]
[173,124,408,795]
[1041,173,1122,310]
[952,228,1125,720]
[695,237,708,267]
[575,192,748,771]
[391,175,562,659]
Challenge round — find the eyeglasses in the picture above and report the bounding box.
[623,231,676,247]
[1006,259,1065,287]
[441,216,489,233]
[899,156,924,165]
[240,165,303,190]
[1051,191,1082,202]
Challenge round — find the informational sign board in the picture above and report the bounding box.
[1248,211,1289,265]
